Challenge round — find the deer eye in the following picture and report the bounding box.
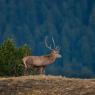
[56,51,59,54]
[55,51,58,54]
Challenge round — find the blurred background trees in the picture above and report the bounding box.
[0,0,95,78]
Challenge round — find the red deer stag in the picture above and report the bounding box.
[22,37,62,75]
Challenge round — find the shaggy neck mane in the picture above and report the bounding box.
[45,52,56,62]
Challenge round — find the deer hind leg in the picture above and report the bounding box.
[32,66,40,75]
[35,67,40,75]
[24,67,27,75]
[23,62,28,75]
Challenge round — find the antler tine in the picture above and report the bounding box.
[45,36,52,50]
[52,36,56,48]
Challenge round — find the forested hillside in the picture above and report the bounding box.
[0,0,95,78]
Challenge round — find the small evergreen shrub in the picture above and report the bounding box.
[0,38,32,76]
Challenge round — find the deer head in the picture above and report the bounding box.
[45,36,62,58]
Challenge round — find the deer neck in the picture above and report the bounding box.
[47,53,56,63]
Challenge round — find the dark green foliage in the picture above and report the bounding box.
[0,38,32,76]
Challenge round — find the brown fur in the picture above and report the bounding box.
[22,50,61,75]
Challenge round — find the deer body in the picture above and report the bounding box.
[23,56,54,67]
[23,55,55,67]
[22,37,61,75]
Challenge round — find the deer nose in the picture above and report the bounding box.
[58,54,62,58]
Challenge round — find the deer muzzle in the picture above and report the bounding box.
[58,54,62,58]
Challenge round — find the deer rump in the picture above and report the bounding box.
[23,56,52,68]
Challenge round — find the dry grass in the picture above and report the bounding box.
[0,75,95,95]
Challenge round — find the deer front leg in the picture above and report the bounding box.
[42,66,45,74]
[24,65,30,75]
[24,67,28,75]
[39,66,45,75]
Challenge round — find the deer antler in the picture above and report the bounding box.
[52,36,55,48]
[52,37,60,50]
[45,36,60,51]
[45,36,52,50]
